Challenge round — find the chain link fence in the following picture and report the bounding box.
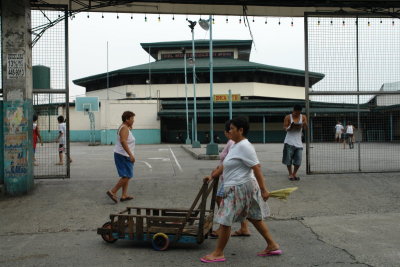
[31,5,70,179]
[306,14,400,173]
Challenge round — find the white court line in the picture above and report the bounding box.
[169,146,183,172]
[136,160,152,171]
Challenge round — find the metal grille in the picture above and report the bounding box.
[31,6,70,179]
[306,14,400,173]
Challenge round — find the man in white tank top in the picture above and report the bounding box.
[282,105,308,181]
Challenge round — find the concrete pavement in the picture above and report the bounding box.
[0,143,399,266]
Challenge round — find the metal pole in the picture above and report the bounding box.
[390,113,393,142]
[206,15,218,155]
[148,46,152,99]
[106,41,109,100]
[183,49,191,144]
[356,16,361,172]
[263,116,266,144]
[190,21,200,148]
[304,15,311,174]
[228,89,232,119]
[209,16,214,145]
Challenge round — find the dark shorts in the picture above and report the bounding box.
[114,152,134,178]
[59,144,65,154]
[282,143,303,166]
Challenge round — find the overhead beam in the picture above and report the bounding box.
[32,1,400,17]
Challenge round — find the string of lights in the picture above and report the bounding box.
[66,12,399,27]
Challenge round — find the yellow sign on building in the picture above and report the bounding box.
[213,94,241,102]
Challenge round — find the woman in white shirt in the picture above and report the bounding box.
[201,117,281,263]
[107,111,136,203]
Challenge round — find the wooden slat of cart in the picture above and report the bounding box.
[136,217,144,240]
[117,215,126,238]
[128,216,135,239]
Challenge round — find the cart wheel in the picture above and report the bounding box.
[152,233,169,251]
[101,222,117,243]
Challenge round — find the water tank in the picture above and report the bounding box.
[33,65,50,89]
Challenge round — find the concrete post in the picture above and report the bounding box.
[1,0,34,195]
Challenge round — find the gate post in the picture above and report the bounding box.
[1,0,34,195]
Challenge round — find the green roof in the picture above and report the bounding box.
[73,58,324,86]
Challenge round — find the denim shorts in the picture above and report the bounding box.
[282,143,303,166]
[114,152,134,178]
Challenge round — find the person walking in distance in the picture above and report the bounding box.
[335,121,344,143]
[107,111,136,203]
[344,121,356,149]
[282,105,308,181]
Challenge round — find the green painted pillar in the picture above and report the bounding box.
[1,0,34,195]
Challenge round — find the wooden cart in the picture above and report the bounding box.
[97,179,219,250]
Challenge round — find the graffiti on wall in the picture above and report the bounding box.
[4,104,29,178]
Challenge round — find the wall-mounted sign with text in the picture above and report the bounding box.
[161,51,234,59]
[213,94,241,102]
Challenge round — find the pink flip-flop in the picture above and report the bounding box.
[257,249,283,257]
[200,257,226,263]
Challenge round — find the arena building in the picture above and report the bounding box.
[70,39,325,144]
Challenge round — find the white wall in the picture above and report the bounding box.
[100,99,159,130]
[86,82,305,101]
[69,106,101,130]
[377,95,400,106]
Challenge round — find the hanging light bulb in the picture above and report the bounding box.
[102,13,104,19]
[392,20,395,26]
[87,12,89,18]
[265,17,268,24]
[330,20,333,25]
[117,13,119,19]
[252,16,255,23]
[158,14,161,22]
[380,19,382,24]
[172,14,175,20]
[239,16,242,24]
[212,17,215,24]
[317,20,320,26]
[368,21,370,26]
[226,16,228,23]
[291,19,294,27]
[131,14,133,20]
[186,15,188,21]
[342,20,345,26]
[145,14,147,22]
[278,18,281,25]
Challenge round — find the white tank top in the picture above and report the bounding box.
[346,125,354,134]
[284,114,303,148]
[114,125,135,157]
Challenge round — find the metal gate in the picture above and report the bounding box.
[305,12,400,174]
[31,4,70,179]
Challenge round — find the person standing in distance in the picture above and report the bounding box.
[107,111,136,203]
[282,105,308,181]
[56,115,72,165]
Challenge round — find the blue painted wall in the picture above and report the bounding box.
[37,129,160,144]
[100,129,161,145]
